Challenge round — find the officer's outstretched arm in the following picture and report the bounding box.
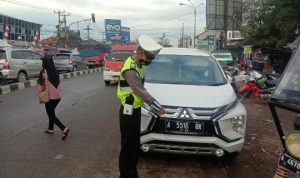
[123,70,165,115]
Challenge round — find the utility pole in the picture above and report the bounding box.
[224,0,229,49]
[84,25,93,51]
[181,23,184,48]
[54,10,69,48]
[54,10,62,48]
[62,13,70,48]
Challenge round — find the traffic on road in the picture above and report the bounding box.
[1,0,300,178]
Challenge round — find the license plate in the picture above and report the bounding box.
[278,153,300,176]
[165,120,204,135]
[113,76,120,81]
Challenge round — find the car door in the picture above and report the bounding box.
[10,50,26,78]
[31,52,42,76]
[74,55,86,70]
[21,50,36,77]
[54,54,70,70]
[73,55,82,70]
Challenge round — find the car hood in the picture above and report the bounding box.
[144,82,236,108]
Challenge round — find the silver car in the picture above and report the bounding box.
[0,47,43,82]
[53,53,88,72]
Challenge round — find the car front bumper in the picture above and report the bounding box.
[140,133,245,155]
[103,70,120,81]
[140,101,247,156]
[0,69,16,80]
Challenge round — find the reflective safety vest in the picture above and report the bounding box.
[117,57,144,107]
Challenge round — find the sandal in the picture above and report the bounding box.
[62,127,70,140]
[44,129,54,134]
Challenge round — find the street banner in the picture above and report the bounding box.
[105,19,121,44]
[121,27,130,44]
[243,45,252,54]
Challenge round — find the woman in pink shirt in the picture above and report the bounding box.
[37,54,70,140]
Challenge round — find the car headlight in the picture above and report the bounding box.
[232,115,245,134]
[286,132,300,159]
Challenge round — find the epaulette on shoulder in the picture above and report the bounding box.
[130,62,136,69]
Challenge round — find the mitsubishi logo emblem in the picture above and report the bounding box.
[179,109,191,119]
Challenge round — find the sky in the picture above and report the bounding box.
[0,0,207,46]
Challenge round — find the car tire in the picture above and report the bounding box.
[104,80,110,85]
[17,71,27,82]
[72,66,77,72]
[221,152,239,163]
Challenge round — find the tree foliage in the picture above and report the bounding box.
[241,0,300,48]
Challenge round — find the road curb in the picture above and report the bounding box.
[0,68,102,95]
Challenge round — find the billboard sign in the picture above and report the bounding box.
[206,0,242,30]
[121,27,130,44]
[105,19,121,43]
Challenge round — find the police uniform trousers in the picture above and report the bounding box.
[119,105,141,178]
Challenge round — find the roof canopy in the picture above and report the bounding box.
[271,44,300,104]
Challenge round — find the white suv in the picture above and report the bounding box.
[140,48,247,158]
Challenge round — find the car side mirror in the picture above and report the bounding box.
[226,74,233,83]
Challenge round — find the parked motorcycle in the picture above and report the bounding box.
[238,70,280,102]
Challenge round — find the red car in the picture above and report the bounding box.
[103,44,138,85]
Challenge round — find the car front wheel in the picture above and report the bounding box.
[104,80,110,85]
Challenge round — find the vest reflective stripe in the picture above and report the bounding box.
[117,57,144,107]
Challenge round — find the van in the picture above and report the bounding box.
[0,47,43,82]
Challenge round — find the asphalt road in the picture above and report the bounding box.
[0,72,236,178]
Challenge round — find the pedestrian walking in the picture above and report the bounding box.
[37,54,70,140]
[117,35,166,178]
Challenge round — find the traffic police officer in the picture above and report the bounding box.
[117,35,165,178]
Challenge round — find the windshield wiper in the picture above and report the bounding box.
[207,82,226,86]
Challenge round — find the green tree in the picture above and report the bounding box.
[242,0,300,48]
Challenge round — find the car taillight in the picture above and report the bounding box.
[3,60,10,70]
[68,59,73,64]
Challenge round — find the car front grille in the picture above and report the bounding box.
[150,102,237,137]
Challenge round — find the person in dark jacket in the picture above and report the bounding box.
[252,52,265,73]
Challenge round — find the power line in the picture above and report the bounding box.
[130,12,193,29]
[0,0,51,11]
[0,0,87,20]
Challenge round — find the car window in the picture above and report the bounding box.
[32,52,42,60]
[11,50,24,59]
[0,50,6,59]
[107,52,132,61]
[55,55,70,60]
[144,54,227,86]
[59,50,71,54]
[22,51,33,60]
[73,55,81,61]
[272,45,300,104]
[47,48,56,56]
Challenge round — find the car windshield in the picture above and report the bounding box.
[272,45,300,104]
[54,55,70,60]
[107,52,132,61]
[144,54,227,86]
[0,50,6,59]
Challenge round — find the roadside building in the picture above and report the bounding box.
[0,13,42,47]
[178,36,192,48]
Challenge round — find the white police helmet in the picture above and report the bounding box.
[138,35,163,56]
